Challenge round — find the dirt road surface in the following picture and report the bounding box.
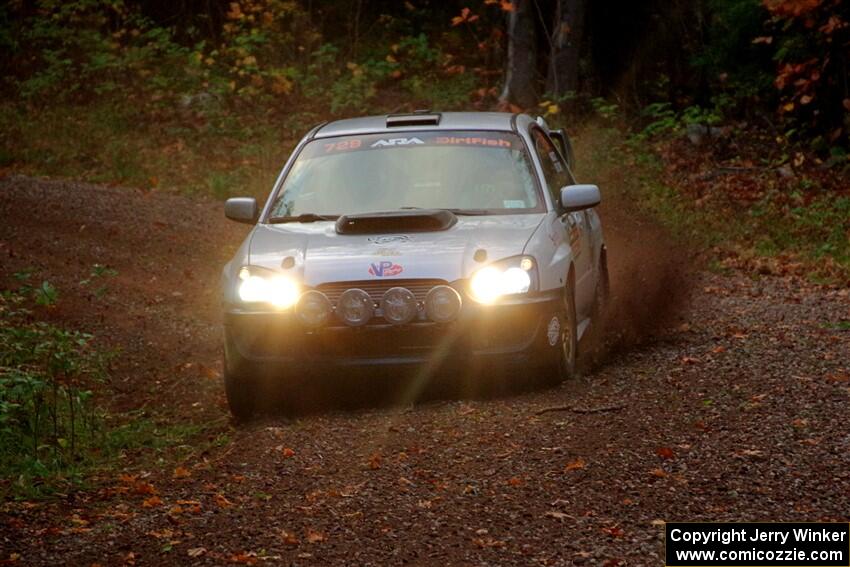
[1,175,848,566]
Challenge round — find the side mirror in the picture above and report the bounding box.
[560,184,601,212]
[224,197,258,224]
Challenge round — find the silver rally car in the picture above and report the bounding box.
[221,111,607,418]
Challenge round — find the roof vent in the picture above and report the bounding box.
[386,112,441,127]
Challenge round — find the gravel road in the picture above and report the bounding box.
[1,175,847,566]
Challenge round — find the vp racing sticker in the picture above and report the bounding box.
[368,261,404,277]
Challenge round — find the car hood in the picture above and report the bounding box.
[248,214,545,285]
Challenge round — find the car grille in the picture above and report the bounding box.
[315,279,449,306]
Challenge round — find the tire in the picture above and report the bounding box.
[223,337,264,421]
[583,250,610,369]
[224,369,260,422]
[592,250,610,323]
[547,282,578,384]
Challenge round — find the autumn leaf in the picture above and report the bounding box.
[281,447,295,458]
[367,452,382,470]
[305,528,326,544]
[132,481,157,496]
[187,548,206,558]
[451,7,479,26]
[142,496,162,508]
[508,476,523,486]
[198,364,219,380]
[655,447,675,460]
[280,529,299,546]
[172,466,191,479]
[229,552,258,565]
[473,536,506,548]
[214,493,233,508]
[565,457,586,471]
[602,526,625,537]
[649,468,667,478]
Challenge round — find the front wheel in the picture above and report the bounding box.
[546,284,578,384]
[224,369,260,421]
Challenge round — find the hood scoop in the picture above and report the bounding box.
[335,209,457,235]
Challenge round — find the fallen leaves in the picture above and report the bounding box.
[564,457,586,471]
[280,530,299,546]
[305,528,326,544]
[602,525,625,538]
[229,551,258,565]
[655,447,675,460]
[472,536,506,549]
[214,493,233,508]
[142,496,162,508]
[187,548,206,558]
[172,466,191,479]
[367,452,382,470]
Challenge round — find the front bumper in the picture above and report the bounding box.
[224,290,563,373]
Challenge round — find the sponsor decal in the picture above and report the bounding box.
[302,132,521,159]
[569,225,580,244]
[435,136,512,147]
[323,139,362,153]
[368,261,404,277]
[368,235,411,245]
[547,316,561,346]
[370,137,425,147]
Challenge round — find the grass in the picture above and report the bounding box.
[3,417,216,500]
[573,124,850,283]
[0,100,299,200]
[0,286,227,500]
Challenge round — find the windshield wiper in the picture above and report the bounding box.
[400,207,491,216]
[444,208,491,216]
[267,213,339,224]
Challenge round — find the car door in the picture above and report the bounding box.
[530,127,594,320]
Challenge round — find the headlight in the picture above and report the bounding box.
[468,256,537,304]
[237,266,300,309]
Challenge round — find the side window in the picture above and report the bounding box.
[531,128,573,208]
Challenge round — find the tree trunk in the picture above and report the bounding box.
[546,0,587,97]
[500,0,538,108]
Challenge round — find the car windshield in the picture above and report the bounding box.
[268,130,542,219]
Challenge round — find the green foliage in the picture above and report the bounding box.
[634,102,724,140]
[0,289,108,495]
[591,97,620,121]
[692,0,775,103]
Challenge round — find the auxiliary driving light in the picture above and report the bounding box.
[296,290,332,328]
[336,288,374,326]
[381,287,418,325]
[425,285,462,323]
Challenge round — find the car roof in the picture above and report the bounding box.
[313,111,518,139]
